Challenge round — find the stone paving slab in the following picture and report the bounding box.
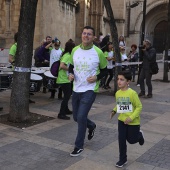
[94,93,115,105]
[0,132,7,138]
[0,67,169,170]
[0,140,83,170]
[38,122,118,151]
[138,101,170,114]
[140,113,156,125]
[137,139,170,169]
[148,93,170,103]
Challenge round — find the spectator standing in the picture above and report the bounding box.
[8,32,34,103]
[49,38,63,99]
[120,46,128,71]
[69,26,107,156]
[103,42,115,89]
[9,32,18,66]
[119,35,126,48]
[138,40,156,98]
[34,39,46,67]
[100,34,110,52]
[99,32,104,43]
[93,36,99,47]
[57,40,75,120]
[127,44,139,82]
[36,36,53,94]
[111,71,144,168]
[36,36,52,67]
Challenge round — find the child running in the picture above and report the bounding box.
[111,71,144,168]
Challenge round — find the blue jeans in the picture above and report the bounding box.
[72,90,96,149]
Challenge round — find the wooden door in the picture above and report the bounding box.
[153,21,168,53]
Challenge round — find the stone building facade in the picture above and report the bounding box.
[0,0,169,54]
[0,0,77,49]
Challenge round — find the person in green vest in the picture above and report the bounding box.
[8,32,35,103]
[57,39,75,120]
[9,32,18,65]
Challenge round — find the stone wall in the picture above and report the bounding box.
[0,0,77,50]
[40,0,76,48]
[0,0,169,56]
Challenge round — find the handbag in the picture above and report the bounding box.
[50,60,60,77]
[150,62,159,75]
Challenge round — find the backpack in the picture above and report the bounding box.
[150,62,159,75]
[50,60,60,77]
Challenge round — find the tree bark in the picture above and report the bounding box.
[103,0,122,95]
[9,0,38,122]
[163,0,170,82]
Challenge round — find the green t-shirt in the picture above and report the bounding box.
[9,43,17,62]
[56,52,71,84]
[113,88,142,125]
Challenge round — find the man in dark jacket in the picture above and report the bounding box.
[36,36,52,67]
[138,39,156,98]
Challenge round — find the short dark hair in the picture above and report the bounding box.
[83,26,95,36]
[46,36,52,40]
[131,44,137,49]
[14,32,18,42]
[118,71,132,81]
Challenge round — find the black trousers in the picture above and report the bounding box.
[139,68,152,95]
[103,69,113,86]
[58,83,72,116]
[118,120,142,162]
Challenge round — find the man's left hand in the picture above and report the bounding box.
[87,75,97,83]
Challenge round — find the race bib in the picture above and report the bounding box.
[117,103,133,113]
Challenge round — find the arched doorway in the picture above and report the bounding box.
[153,21,167,53]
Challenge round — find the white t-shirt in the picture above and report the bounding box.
[99,35,104,42]
[119,41,126,47]
[121,53,127,61]
[70,45,107,92]
[50,48,63,67]
[107,51,114,69]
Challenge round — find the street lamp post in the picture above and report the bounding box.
[141,0,147,45]
[137,0,147,85]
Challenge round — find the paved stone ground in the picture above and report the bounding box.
[0,63,170,170]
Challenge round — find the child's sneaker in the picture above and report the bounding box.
[139,130,145,145]
[115,160,128,168]
[70,147,83,157]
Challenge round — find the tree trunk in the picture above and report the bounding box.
[163,0,170,82]
[103,0,122,95]
[9,0,38,122]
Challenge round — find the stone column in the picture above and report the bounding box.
[89,0,103,37]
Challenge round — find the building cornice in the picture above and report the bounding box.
[103,16,125,23]
[60,0,78,7]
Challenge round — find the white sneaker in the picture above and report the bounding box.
[137,84,140,86]
[139,130,145,145]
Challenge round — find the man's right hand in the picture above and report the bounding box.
[69,73,74,81]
